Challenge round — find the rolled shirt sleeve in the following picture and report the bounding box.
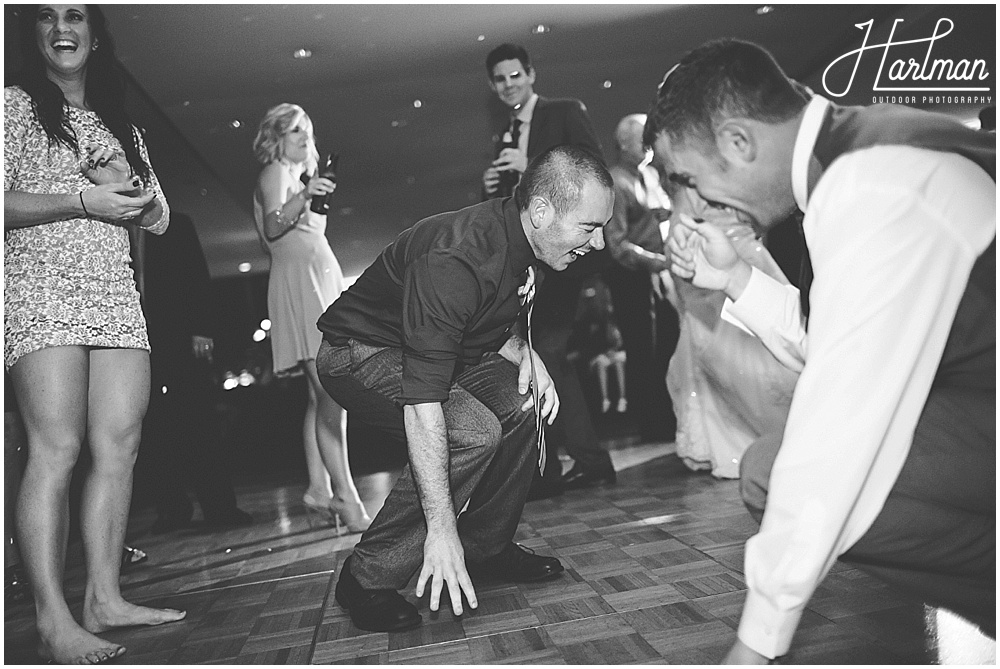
[399,249,481,405]
[736,147,995,658]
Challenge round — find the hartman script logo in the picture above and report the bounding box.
[823,18,991,98]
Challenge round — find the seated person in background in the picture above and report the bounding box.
[568,295,628,414]
[316,146,614,633]
[663,182,798,479]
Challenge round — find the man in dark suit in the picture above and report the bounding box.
[481,44,603,199]
[135,213,251,533]
[482,43,614,499]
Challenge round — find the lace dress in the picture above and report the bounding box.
[4,86,169,370]
[667,222,800,479]
[253,167,344,376]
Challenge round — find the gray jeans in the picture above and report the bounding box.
[316,338,538,590]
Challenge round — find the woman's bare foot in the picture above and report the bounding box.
[36,621,126,665]
[82,596,186,634]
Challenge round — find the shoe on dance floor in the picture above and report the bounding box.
[468,542,564,583]
[121,546,148,570]
[335,555,421,632]
[562,463,617,490]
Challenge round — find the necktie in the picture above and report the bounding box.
[508,117,522,151]
[795,214,813,323]
[520,266,546,472]
[497,118,524,198]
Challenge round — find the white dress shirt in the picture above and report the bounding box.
[724,96,996,658]
[512,93,539,157]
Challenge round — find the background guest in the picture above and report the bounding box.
[482,43,612,497]
[252,103,371,533]
[603,113,680,447]
[4,5,186,663]
[134,212,253,533]
[568,294,628,415]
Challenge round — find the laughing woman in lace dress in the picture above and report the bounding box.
[5,5,185,664]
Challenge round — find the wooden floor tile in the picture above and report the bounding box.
[557,632,662,664]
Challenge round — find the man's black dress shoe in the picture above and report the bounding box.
[561,463,617,490]
[468,543,564,583]
[335,555,421,632]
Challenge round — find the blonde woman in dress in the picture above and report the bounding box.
[252,104,371,533]
[4,5,185,663]
[664,185,800,479]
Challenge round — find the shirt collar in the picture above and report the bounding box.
[502,197,535,272]
[514,93,539,125]
[791,95,830,212]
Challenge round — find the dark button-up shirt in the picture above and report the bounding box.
[317,197,535,405]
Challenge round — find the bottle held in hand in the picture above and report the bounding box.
[310,153,339,215]
[497,132,519,198]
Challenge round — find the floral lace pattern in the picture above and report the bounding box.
[4,86,169,369]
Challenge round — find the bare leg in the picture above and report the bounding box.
[304,362,370,530]
[304,362,363,503]
[80,348,185,633]
[11,346,126,664]
[592,357,610,411]
[612,358,626,401]
[300,364,334,501]
[613,358,627,412]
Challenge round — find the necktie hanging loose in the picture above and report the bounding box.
[522,266,546,472]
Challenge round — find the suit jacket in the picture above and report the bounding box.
[489,95,605,328]
[522,96,603,163]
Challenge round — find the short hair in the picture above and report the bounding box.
[643,39,809,151]
[486,43,532,76]
[514,145,613,218]
[252,103,319,173]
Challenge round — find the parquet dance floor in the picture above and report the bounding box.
[4,443,932,664]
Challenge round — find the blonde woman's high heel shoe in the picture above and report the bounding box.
[303,492,344,536]
[330,498,373,534]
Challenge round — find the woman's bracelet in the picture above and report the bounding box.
[79,190,91,218]
[273,191,307,229]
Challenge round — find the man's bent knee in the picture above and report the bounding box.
[739,432,783,525]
